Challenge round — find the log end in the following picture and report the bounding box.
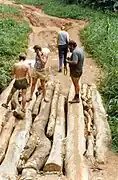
[20,168,37,180]
[43,163,61,172]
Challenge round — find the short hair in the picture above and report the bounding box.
[33,45,42,51]
[19,53,26,60]
[68,40,77,48]
[61,26,65,30]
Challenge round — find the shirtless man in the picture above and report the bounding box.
[2,53,31,112]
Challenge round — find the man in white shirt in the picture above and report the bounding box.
[57,26,69,74]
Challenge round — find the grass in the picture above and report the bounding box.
[0,4,20,13]
[0,5,30,92]
[13,0,118,151]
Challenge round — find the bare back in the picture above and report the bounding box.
[13,61,29,79]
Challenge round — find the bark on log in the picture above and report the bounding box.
[36,174,67,180]
[0,80,14,105]
[44,95,65,172]
[92,84,111,164]
[81,84,88,102]
[20,80,54,180]
[32,94,42,118]
[0,112,15,164]
[0,94,36,180]
[84,110,92,134]
[17,133,37,173]
[86,85,92,100]
[65,84,88,180]
[86,132,95,163]
[46,82,60,138]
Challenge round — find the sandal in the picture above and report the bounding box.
[2,103,9,109]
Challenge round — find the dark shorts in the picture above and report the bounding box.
[70,71,82,78]
[13,78,28,90]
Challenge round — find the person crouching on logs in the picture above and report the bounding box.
[2,53,31,112]
[66,40,84,103]
[28,45,49,102]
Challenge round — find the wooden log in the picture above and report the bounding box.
[17,133,37,173]
[20,80,54,180]
[0,80,14,106]
[86,85,92,100]
[46,82,60,138]
[0,94,36,180]
[0,112,15,164]
[85,132,95,163]
[81,83,88,102]
[84,110,92,134]
[0,80,15,134]
[32,94,42,118]
[44,95,65,172]
[37,174,67,180]
[65,84,88,180]
[92,84,111,164]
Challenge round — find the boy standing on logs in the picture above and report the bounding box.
[66,40,84,103]
[2,54,31,112]
[28,45,48,102]
[57,26,69,74]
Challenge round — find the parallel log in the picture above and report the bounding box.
[17,133,37,173]
[36,174,67,180]
[44,95,65,172]
[20,80,54,180]
[0,112,15,164]
[0,94,36,180]
[84,110,92,134]
[46,82,60,137]
[86,85,92,100]
[0,80,14,106]
[81,84,88,101]
[65,84,88,180]
[86,132,95,163]
[32,94,42,118]
[92,84,111,164]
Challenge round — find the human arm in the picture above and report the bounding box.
[66,52,78,65]
[66,32,69,44]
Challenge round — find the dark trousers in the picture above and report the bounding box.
[58,44,68,69]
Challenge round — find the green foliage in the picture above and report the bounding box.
[0,5,20,13]
[63,0,118,11]
[0,17,30,92]
[15,0,46,5]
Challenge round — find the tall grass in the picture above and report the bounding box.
[0,5,30,92]
[14,0,118,151]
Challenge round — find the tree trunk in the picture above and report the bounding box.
[92,84,111,164]
[81,83,88,102]
[44,95,65,172]
[0,80,15,106]
[20,80,54,180]
[17,133,37,173]
[84,110,92,134]
[65,84,88,180]
[46,82,60,138]
[86,132,95,163]
[37,174,67,180]
[32,94,42,118]
[0,95,36,180]
[0,112,15,164]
